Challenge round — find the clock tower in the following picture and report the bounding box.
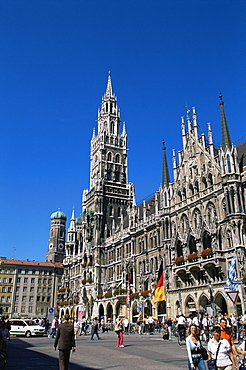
[83,71,135,246]
[46,209,67,263]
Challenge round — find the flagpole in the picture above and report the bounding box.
[163,256,167,317]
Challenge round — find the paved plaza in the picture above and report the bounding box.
[5,331,188,370]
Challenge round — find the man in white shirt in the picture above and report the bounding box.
[177,314,186,341]
[123,318,129,333]
[202,314,211,342]
[207,328,235,369]
[192,314,200,327]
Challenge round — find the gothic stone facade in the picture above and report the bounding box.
[53,73,246,321]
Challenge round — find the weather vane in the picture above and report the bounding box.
[184,103,190,121]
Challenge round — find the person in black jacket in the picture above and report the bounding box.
[53,314,76,370]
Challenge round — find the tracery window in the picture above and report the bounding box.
[207,202,217,227]
[180,214,188,234]
[193,208,201,229]
[227,154,232,173]
[176,240,183,257]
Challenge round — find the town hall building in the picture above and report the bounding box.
[47,72,246,321]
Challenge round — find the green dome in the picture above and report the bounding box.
[50,210,67,220]
[75,217,83,225]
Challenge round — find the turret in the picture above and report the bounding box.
[67,207,76,243]
[220,93,232,150]
[162,140,170,187]
[192,107,198,139]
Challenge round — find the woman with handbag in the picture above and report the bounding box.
[115,318,124,348]
[186,324,206,370]
[207,327,236,370]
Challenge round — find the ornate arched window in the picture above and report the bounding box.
[115,154,120,163]
[110,121,114,133]
[188,236,197,254]
[208,173,213,186]
[193,208,201,229]
[202,177,207,189]
[202,231,212,250]
[176,240,183,257]
[109,206,113,216]
[194,180,199,193]
[107,152,112,161]
[207,202,217,227]
[115,171,120,182]
[227,154,232,173]
[180,214,188,234]
[189,183,194,196]
[107,170,112,180]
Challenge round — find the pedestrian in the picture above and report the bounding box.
[207,327,236,370]
[91,317,100,340]
[0,322,10,349]
[115,318,124,347]
[219,317,239,365]
[123,318,129,334]
[53,314,76,370]
[202,313,211,342]
[51,316,59,338]
[166,317,173,339]
[79,316,87,336]
[43,317,49,335]
[73,320,79,339]
[186,324,206,370]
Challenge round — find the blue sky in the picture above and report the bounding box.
[0,0,245,262]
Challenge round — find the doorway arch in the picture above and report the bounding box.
[199,294,209,312]
[99,303,104,320]
[106,303,113,319]
[214,292,227,314]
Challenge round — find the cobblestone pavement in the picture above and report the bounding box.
[5,331,189,370]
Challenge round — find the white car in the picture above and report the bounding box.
[9,319,45,337]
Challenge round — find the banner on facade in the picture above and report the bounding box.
[126,272,131,305]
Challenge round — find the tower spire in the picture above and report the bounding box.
[68,206,76,232]
[105,70,113,97]
[220,93,232,150]
[162,140,170,187]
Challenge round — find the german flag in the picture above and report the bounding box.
[154,261,165,303]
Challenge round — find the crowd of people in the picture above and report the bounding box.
[171,311,246,370]
[3,311,246,370]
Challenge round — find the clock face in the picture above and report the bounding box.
[58,243,64,250]
[49,244,53,249]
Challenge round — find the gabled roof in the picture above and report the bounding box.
[0,257,63,268]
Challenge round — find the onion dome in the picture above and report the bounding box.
[75,217,83,225]
[50,209,67,220]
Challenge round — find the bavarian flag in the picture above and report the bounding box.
[154,261,165,303]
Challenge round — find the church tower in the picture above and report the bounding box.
[83,71,135,247]
[46,209,67,263]
[219,94,244,215]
